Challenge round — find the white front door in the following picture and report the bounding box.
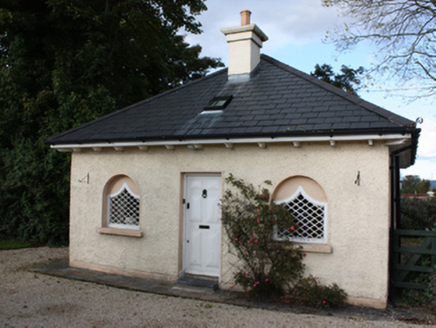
[183,174,221,277]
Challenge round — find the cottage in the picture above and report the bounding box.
[47,11,420,309]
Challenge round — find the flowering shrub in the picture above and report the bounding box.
[221,174,305,299]
[291,276,347,308]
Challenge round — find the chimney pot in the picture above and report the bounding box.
[240,10,251,26]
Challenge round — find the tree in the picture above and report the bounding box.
[401,175,431,194]
[400,197,436,230]
[323,0,436,98]
[311,63,365,95]
[0,0,222,245]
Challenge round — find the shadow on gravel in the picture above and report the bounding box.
[32,260,435,326]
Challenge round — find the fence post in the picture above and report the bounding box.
[432,268,436,308]
[432,235,436,308]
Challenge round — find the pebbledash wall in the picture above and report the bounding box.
[69,141,390,308]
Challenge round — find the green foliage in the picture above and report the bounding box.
[401,175,431,194]
[291,276,347,309]
[221,174,305,299]
[400,197,436,230]
[401,286,435,308]
[399,265,435,308]
[0,0,222,245]
[311,63,365,95]
[0,239,32,250]
[0,138,70,245]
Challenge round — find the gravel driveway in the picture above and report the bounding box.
[0,247,431,327]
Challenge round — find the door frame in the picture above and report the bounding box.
[178,172,223,278]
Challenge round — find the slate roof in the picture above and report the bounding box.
[47,55,418,145]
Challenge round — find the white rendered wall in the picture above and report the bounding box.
[69,141,390,306]
[227,35,261,75]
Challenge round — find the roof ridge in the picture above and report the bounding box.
[260,54,415,128]
[46,68,229,143]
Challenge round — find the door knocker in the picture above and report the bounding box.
[202,189,207,198]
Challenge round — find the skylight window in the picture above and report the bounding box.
[204,95,233,110]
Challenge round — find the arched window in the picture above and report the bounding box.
[273,176,327,244]
[102,175,140,230]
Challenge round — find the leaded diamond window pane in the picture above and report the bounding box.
[277,192,326,243]
[108,186,140,229]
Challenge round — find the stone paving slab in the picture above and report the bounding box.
[31,260,436,326]
[31,261,234,302]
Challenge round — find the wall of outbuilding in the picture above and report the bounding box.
[69,141,391,308]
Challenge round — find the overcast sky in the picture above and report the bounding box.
[184,0,436,180]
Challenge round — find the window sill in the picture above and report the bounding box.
[295,243,332,254]
[98,227,143,238]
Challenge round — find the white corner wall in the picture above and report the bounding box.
[69,141,390,307]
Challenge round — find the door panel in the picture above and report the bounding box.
[184,174,221,277]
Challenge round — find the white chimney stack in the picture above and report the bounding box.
[221,10,268,78]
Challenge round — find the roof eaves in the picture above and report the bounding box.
[48,126,418,146]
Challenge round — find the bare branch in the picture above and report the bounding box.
[416,60,436,81]
[324,0,436,99]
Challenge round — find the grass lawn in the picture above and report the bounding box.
[0,239,32,250]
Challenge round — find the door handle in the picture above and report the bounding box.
[199,225,210,229]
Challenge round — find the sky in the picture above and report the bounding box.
[183,0,436,181]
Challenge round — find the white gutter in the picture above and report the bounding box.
[51,133,411,152]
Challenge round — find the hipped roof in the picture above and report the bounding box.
[47,55,419,164]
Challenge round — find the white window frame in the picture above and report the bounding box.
[107,182,140,230]
[274,186,327,244]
